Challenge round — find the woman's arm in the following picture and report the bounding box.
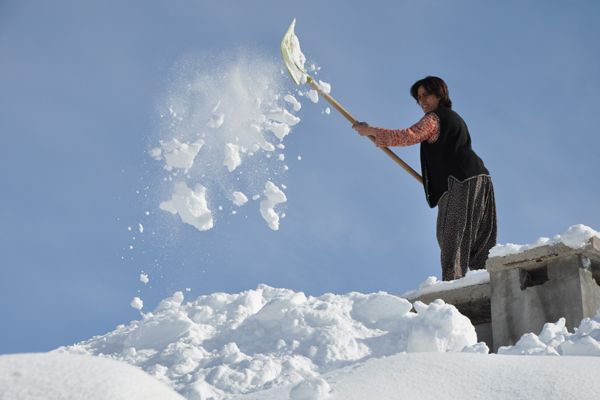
[353,113,440,147]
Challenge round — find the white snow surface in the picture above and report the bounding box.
[159,182,213,231]
[0,353,185,400]
[235,352,600,400]
[59,285,483,399]
[490,224,600,257]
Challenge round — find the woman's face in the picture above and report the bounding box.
[417,86,441,113]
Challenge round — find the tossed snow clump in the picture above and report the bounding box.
[159,182,213,231]
[260,181,287,230]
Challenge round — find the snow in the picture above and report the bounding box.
[130,297,144,310]
[402,269,490,299]
[306,89,319,103]
[289,377,331,400]
[490,224,600,257]
[232,191,248,207]
[259,181,287,230]
[235,352,600,400]
[151,54,306,231]
[224,143,242,172]
[159,182,213,231]
[150,138,204,172]
[498,308,600,356]
[284,94,302,111]
[316,80,331,94]
[59,285,483,399]
[140,273,149,284]
[0,353,185,400]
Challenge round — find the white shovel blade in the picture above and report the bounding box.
[280,18,309,86]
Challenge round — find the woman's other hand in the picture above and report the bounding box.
[352,121,372,137]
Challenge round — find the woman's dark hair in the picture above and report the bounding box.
[410,76,452,109]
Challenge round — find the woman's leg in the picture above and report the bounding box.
[436,175,496,280]
[469,176,497,270]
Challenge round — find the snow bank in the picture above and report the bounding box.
[58,286,482,399]
[0,353,184,400]
[498,308,600,356]
[490,224,600,258]
[234,352,600,400]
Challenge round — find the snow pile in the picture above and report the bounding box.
[58,285,484,399]
[150,54,305,231]
[498,309,600,356]
[490,224,600,258]
[0,353,185,400]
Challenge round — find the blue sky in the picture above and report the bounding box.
[1,0,599,354]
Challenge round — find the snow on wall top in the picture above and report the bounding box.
[489,224,600,258]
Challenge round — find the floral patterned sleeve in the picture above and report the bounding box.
[371,112,440,147]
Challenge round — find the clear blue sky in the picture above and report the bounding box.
[1,0,599,354]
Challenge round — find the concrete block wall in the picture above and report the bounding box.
[487,237,600,351]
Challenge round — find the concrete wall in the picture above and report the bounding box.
[487,237,600,352]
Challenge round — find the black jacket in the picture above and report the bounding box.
[420,106,489,208]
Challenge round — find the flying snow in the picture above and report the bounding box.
[150,54,311,231]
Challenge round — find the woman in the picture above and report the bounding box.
[353,76,497,281]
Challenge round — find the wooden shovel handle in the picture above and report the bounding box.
[308,80,423,184]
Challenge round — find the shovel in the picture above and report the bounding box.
[280,19,423,184]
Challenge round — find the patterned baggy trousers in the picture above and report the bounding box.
[436,175,497,281]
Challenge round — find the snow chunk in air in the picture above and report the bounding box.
[150,138,203,172]
[130,297,143,310]
[159,182,213,231]
[232,191,248,207]
[223,143,242,172]
[260,181,287,230]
